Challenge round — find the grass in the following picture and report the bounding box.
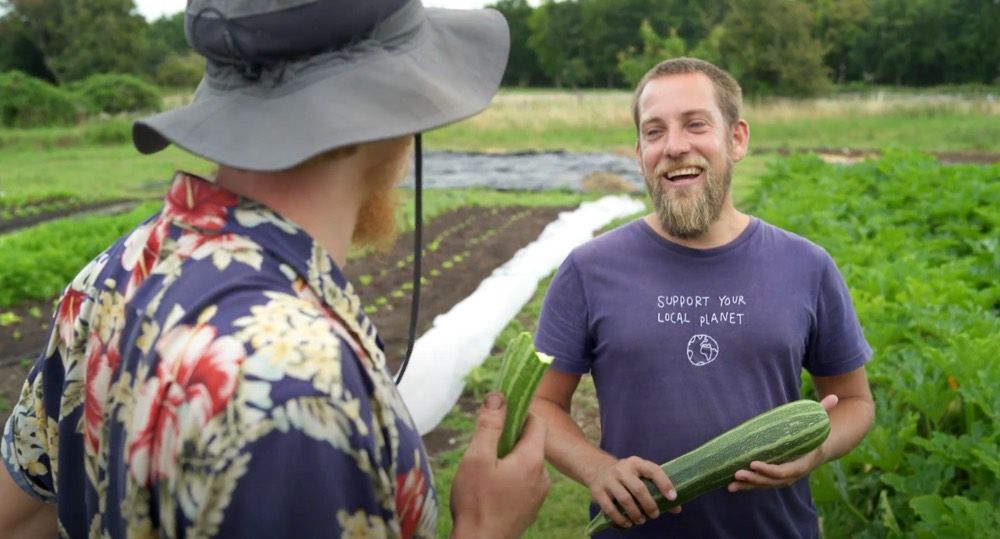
[0,144,212,201]
[2,88,996,204]
[427,88,1000,154]
[431,273,605,538]
[2,85,997,535]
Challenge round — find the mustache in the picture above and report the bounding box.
[652,159,710,178]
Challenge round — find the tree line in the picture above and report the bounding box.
[0,0,198,88]
[1,0,999,96]
[497,0,1000,95]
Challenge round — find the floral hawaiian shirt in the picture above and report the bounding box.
[2,172,436,538]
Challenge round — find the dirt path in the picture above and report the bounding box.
[752,146,1000,165]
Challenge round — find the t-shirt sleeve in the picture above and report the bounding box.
[804,255,873,376]
[2,347,60,503]
[535,254,593,374]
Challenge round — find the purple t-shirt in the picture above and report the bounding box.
[535,217,871,538]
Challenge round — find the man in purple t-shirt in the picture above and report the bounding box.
[532,57,875,538]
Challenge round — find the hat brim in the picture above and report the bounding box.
[133,7,510,171]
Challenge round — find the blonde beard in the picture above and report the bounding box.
[647,157,732,239]
[351,140,411,251]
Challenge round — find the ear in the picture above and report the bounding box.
[729,119,750,163]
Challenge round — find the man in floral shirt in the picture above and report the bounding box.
[0,1,549,538]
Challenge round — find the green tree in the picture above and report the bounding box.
[717,0,830,96]
[0,14,54,81]
[2,0,149,83]
[146,12,186,55]
[808,0,870,84]
[687,24,725,68]
[616,21,686,87]
[580,0,658,87]
[527,0,588,88]
[489,0,545,86]
[850,0,1000,86]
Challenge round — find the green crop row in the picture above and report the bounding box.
[744,152,1000,537]
[0,192,92,224]
[0,190,597,310]
[0,202,163,308]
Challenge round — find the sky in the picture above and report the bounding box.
[135,0,500,21]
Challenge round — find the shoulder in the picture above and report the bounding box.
[129,288,372,472]
[568,218,645,265]
[754,218,835,269]
[187,289,364,399]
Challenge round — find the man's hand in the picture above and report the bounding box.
[727,395,839,492]
[587,456,681,530]
[450,392,550,539]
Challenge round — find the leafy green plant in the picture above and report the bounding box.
[0,71,80,128]
[745,152,1000,536]
[0,201,161,307]
[0,311,21,326]
[68,73,162,115]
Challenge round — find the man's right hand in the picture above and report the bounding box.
[587,456,681,529]
[449,392,550,539]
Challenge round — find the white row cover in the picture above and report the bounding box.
[398,195,646,435]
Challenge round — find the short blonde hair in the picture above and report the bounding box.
[631,57,743,131]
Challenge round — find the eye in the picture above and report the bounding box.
[643,128,663,138]
[688,120,708,131]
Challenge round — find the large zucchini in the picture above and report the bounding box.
[494,332,553,458]
[587,399,831,535]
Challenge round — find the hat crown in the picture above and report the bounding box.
[186,0,411,68]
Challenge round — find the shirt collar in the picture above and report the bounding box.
[168,171,388,365]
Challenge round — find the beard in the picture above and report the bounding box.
[645,155,732,239]
[351,139,411,251]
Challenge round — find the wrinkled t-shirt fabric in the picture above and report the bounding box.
[535,217,871,538]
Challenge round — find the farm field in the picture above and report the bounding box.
[0,88,998,536]
[433,153,999,537]
[0,188,598,421]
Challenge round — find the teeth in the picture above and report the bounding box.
[666,167,702,179]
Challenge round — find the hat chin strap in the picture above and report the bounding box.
[395,133,422,385]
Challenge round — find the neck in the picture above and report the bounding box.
[644,198,750,250]
[215,160,364,268]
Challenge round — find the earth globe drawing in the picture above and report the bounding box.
[686,334,720,366]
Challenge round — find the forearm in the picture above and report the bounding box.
[818,394,874,464]
[0,468,57,539]
[530,398,615,486]
[1,507,57,539]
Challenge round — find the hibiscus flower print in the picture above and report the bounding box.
[121,220,169,300]
[127,322,244,486]
[164,175,238,231]
[83,329,121,455]
[395,456,428,539]
[56,287,88,344]
[175,232,264,272]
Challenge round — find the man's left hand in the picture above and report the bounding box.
[726,395,838,492]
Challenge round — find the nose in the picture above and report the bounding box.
[662,129,691,159]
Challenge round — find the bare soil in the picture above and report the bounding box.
[753,146,1000,165]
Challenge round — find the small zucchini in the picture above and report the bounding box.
[494,332,553,458]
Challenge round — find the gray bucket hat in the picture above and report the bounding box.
[132,0,510,171]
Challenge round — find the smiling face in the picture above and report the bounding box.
[635,72,748,239]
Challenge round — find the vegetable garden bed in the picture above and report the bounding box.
[0,203,577,449]
[0,194,140,234]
